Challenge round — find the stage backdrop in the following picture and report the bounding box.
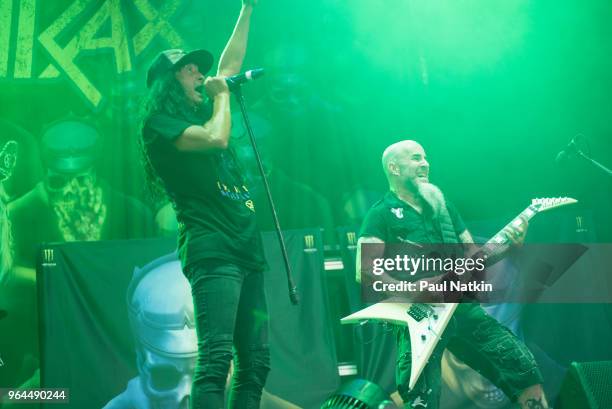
[37,229,339,409]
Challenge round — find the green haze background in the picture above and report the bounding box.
[1,1,611,405]
[1,0,610,235]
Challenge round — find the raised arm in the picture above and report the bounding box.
[217,1,257,77]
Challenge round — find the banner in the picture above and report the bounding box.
[38,229,339,409]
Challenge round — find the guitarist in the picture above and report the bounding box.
[356,140,548,409]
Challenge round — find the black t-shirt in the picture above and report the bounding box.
[360,191,467,281]
[142,105,265,271]
[359,191,467,244]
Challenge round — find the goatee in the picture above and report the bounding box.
[416,182,448,217]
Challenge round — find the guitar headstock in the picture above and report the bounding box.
[531,197,578,213]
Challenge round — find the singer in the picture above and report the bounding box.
[139,1,270,408]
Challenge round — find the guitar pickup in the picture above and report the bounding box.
[407,304,430,322]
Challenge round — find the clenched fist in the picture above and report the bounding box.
[204,76,230,98]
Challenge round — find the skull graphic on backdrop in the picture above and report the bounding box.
[0,140,18,281]
[102,254,302,409]
[103,254,197,409]
[41,120,107,242]
[7,118,155,270]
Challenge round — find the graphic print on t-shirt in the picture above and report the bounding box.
[215,149,256,212]
[217,181,255,212]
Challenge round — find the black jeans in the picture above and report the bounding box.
[184,260,270,409]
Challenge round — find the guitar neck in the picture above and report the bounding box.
[486,205,538,246]
[458,205,539,280]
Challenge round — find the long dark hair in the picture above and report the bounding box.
[139,71,190,203]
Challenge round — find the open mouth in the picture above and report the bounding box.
[194,85,204,97]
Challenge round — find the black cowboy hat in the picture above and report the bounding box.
[146,49,214,88]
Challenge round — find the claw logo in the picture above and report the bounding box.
[303,234,316,253]
[575,216,587,233]
[41,248,56,267]
[391,207,404,219]
[346,231,356,246]
[0,0,186,108]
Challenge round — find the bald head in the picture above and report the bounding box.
[381,140,442,210]
[382,140,425,177]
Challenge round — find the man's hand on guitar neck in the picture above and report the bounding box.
[464,214,529,271]
[502,215,529,247]
[503,215,529,247]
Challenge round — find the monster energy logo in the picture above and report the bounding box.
[0,0,185,108]
[41,248,56,266]
[303,234,316,253]
[346,231,357,248]
[575,216,587,233]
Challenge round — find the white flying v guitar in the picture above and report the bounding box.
[341,197,577,390]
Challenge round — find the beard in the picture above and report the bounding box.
[416,182,448,218]
[0,185,12,282]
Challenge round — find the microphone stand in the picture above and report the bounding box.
[571,143,612,330]
[563,137,612,178]
[230,84,299,305]
[574,149,612,178]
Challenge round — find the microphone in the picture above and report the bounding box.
[225,68,265,90]
[555,136,579,164]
